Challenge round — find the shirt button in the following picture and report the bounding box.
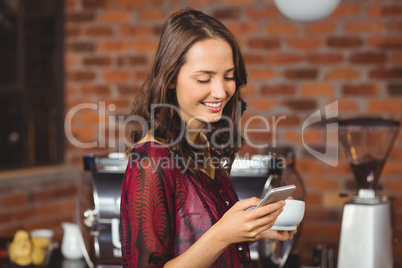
[225,200,230,206]
[238,245,243,251]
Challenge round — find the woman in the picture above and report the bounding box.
[120,8,297,267]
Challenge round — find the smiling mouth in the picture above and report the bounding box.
[202,102,223,108]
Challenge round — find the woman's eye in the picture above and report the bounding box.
[197,79,210,84]
[224,77,235,81]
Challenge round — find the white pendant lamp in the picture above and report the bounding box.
[274,0,341,22]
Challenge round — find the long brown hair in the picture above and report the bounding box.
[128,8,247,176]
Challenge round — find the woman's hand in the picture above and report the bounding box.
[210,197,287,247]
[258,196,298,241]
[165,198,294,268]
[258,227,297,241]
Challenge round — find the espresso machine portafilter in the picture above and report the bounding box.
[337,117,399,268]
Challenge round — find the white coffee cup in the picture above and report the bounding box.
[271,199,305,230]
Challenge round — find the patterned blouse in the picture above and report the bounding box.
[120,142,252,267]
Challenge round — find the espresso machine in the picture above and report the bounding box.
[337,117,400,268]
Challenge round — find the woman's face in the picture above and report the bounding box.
[173,38,236,130]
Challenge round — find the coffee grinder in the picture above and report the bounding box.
[337,117,400,268]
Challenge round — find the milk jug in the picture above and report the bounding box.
[61,222,84,260]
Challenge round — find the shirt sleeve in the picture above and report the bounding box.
[120,148,175,268]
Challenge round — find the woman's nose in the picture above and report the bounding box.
[210,81,226,99]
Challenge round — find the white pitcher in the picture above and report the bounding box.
[61,222,84,260]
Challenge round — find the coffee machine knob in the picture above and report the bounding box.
[83,209,97,228]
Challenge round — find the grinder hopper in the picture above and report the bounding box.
[338,117,399,199]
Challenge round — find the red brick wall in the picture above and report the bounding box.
[64,0,402,266]
[0,167,83,242]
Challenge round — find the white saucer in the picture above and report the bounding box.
[271,225,297,231]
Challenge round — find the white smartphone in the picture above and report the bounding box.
[256,185,296,208]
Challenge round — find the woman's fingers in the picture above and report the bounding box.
[275,230,297,241]
[226,198,294,243]
[234,197,261,210]
[235,197,285,215]
[239,202,285,240]
[259,228,297,241]
[235,199,285,229]
[250,200,285,219]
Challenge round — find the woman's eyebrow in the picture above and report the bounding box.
[193,67,235,74]
[225,67,235,73]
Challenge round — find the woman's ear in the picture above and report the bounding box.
[167,82,176,89]
[167,77,176,89]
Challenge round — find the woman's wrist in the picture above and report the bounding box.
[207,221,231,250]
[164,222,230,267]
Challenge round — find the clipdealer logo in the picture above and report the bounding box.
[64,100,340,167]
[302,101,339,167]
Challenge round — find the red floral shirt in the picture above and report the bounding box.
[120,142,252,267]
